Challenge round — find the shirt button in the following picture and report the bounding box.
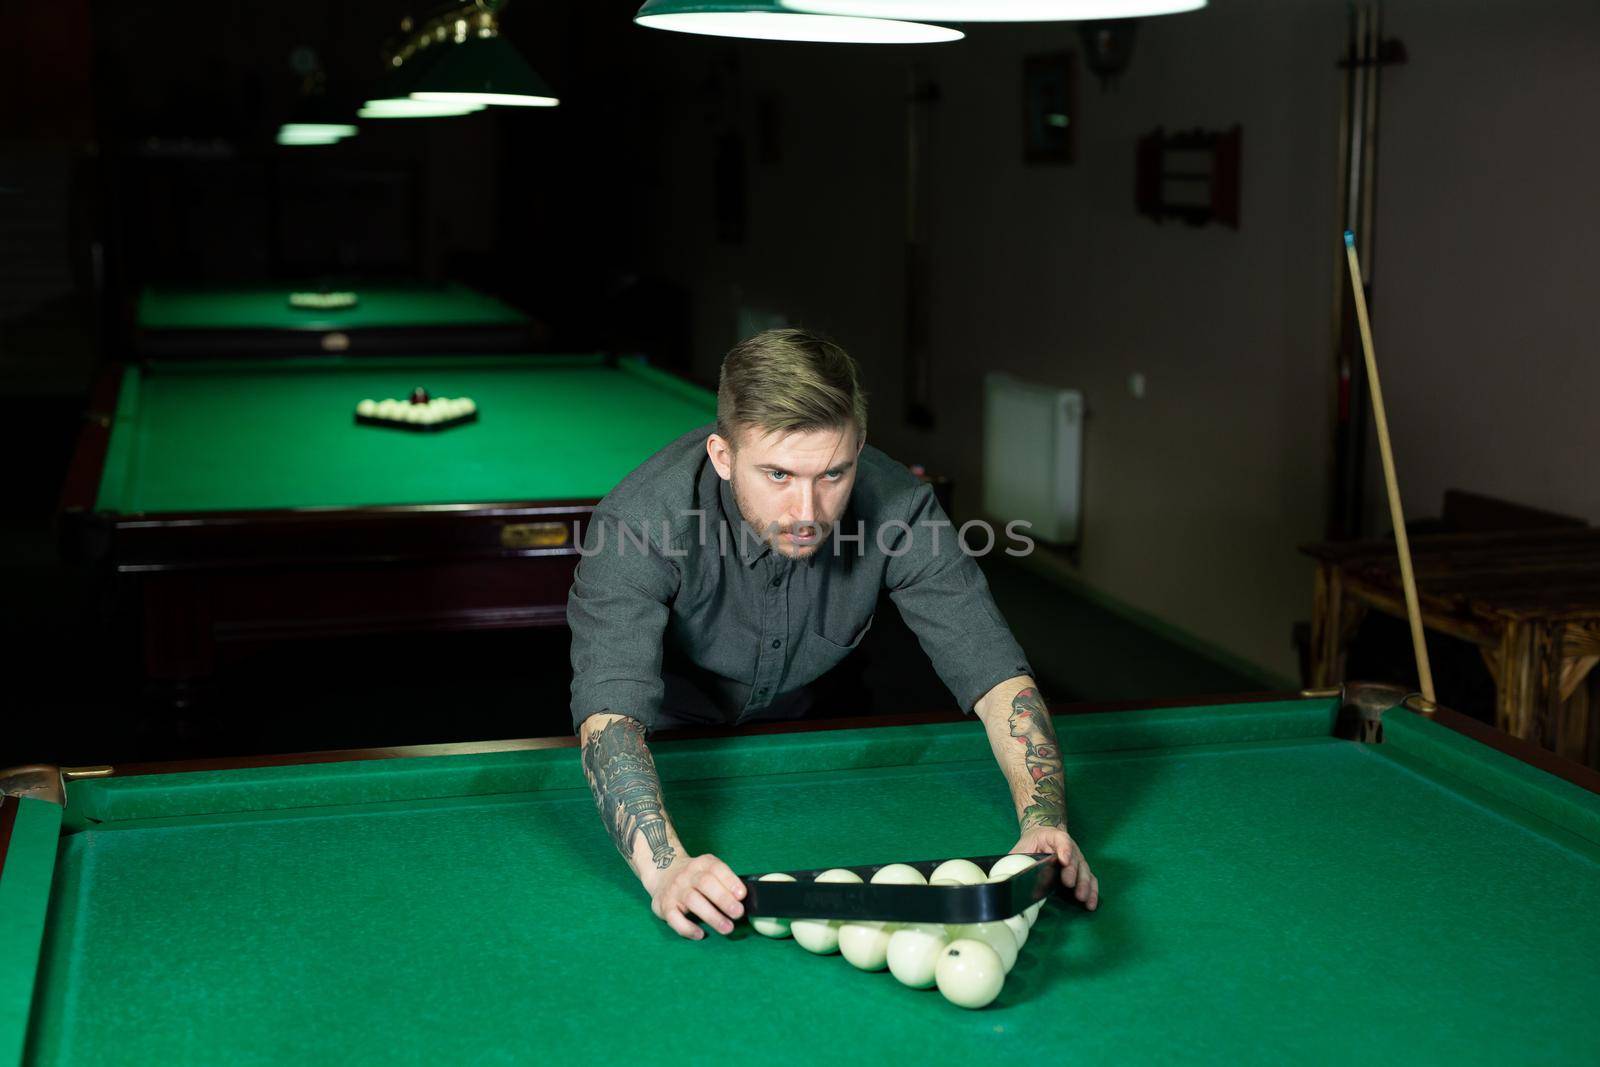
[772,577,782,587]
[771,639,781,649]
[757,688,767,697]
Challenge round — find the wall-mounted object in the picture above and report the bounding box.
[1023,52,1077,165]
[983,375,1084,546]
[1077,19,1139,89]
[1135,124,1240,228]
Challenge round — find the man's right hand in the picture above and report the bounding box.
[645,853,748,940]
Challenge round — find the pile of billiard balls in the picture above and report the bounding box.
[355,388,476,428]
[750,855,1044,1010]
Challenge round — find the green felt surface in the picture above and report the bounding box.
[93,355,717,513]
[0,801,60,1067]
[62,700,1334,826]
[138,283,528,332]
[1381,708,1600,845]
[14,700,1600,1064]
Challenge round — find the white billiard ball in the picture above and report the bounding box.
[929,859,987,886]
[408,405,428,424]
[751,873,795,939]
[839,921,895,971]
[356,399,376,417]
[791,868,861,955]
[1003,913,1030,951]
[887,923,949,989]
[1026,900,1046,926]
[949,921,1018,973]
[936,939,1005,1009]
[987,854,1040,883]
[869,864,927,886]
[460,398,476,414]
[791,921,838,955]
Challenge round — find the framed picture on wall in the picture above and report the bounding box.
[1023,51,1077,165]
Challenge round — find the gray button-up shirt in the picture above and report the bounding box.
[567,425,1032,731]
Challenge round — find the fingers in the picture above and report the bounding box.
[697,876,745,923]
[1071,855,1099,910]
[682,888,736,936]
[655,856,745,939]
[681,855,744,927]
[701,856,748,912]
[1058,840,1079,888]
[1045,838,1098,911]
[663,904,706,940]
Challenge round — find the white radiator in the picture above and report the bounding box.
[982,375,1084,545]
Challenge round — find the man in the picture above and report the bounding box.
[568,329,1098,940]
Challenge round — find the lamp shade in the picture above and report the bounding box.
[368,48,448,106]
[279,123,358,138]
[278,78,358,145]
[780,1,1205,18]
[276,130,346,146]
[634,1,964,43]
[408,35,559,107]
[364,49,482,118]
[358,100,487,118]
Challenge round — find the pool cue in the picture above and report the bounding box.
[1342,230,1436,708]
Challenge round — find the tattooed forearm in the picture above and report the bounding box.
[1007,688,1066,830]
[581,716,678,870]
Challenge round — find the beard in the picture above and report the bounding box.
[729,476,830,557]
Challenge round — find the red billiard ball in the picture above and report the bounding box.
[410,387,430,405]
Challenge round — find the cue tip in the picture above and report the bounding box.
[1343,230,1356,248]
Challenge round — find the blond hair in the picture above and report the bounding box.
[716,328,868,448]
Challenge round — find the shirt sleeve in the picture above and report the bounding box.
[566,508,680,733]
[884,484,1034,713]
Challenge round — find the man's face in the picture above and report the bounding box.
[708,423,862,560]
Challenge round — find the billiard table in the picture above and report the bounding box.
[59,353,716,690]
[2,686,1597,1064]
[135,282,536,357]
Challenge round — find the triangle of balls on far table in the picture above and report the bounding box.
[355,387,478,432]
[752,853,1047,1011]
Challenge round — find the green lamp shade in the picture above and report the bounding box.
[366,47,444,107]
[408,36,559,108]
[358,100,486,118]
[280,123,358,138]
[276,131,344,146]
[780,0,1205,16]
[276,121,357,146]
[364,50,484,117]
[634,0,964,43]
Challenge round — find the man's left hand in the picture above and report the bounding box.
[1010,826,1099,911]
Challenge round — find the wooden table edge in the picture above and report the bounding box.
[7,686,1593,796]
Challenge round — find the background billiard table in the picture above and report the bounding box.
[59,352,716,696]
[134,281,537,357]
